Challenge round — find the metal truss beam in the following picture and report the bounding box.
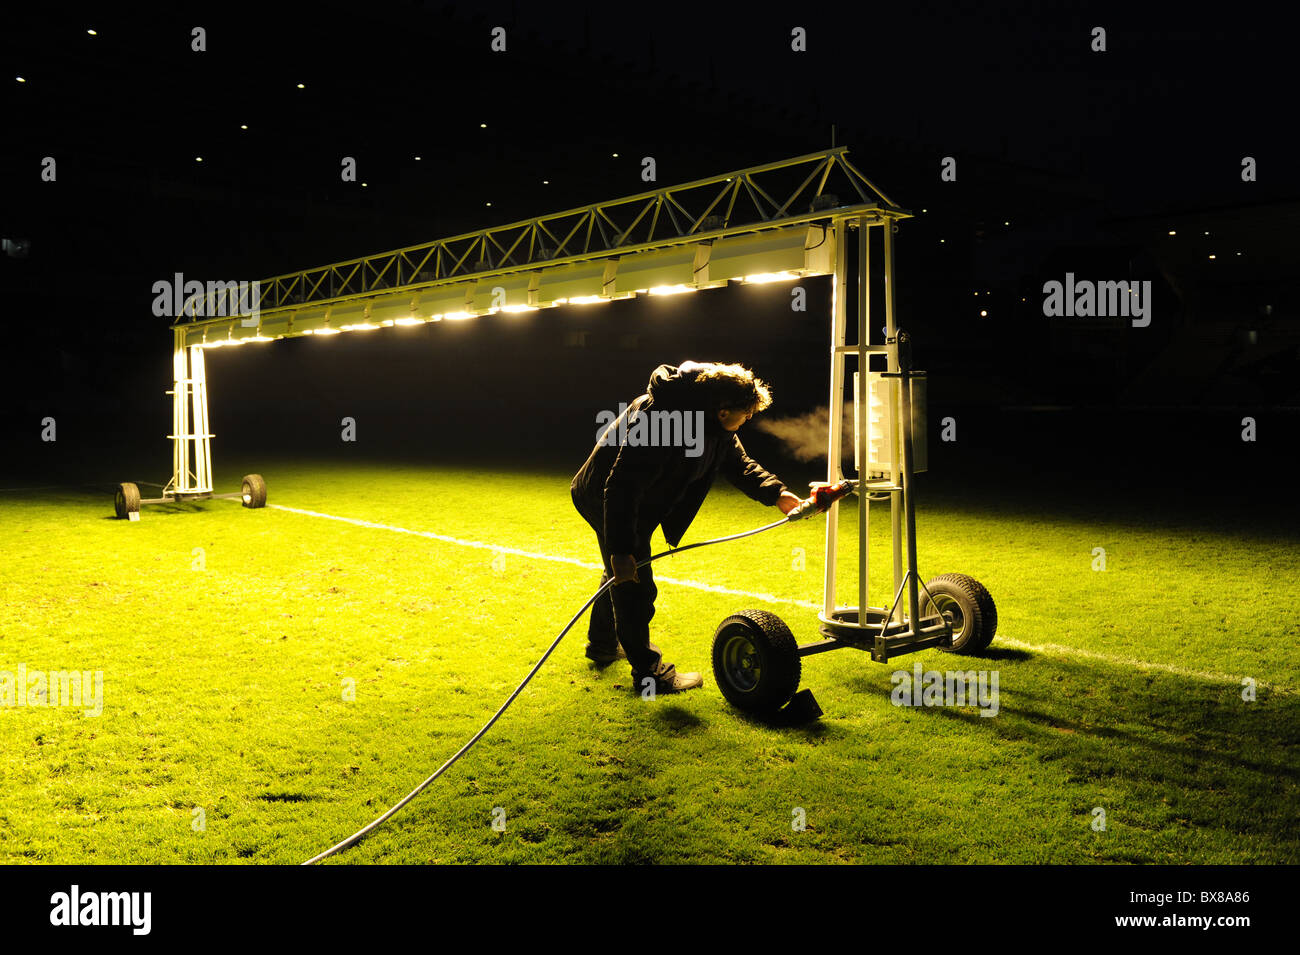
[173,147,908,333]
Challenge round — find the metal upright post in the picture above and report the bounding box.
[856,216,869,623]
[822,221,847,619]
[190,345,213,494]
[897,331,921,630]
[171,330,190,494]
[167,331,215,498]
[884,219,903,600]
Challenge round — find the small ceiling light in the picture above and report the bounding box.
[87,29,97,36]
[195,156,203,162]
[297,83,305,89]
[240,124,248,130]
[612,153,619,158]
[361,182,368,187]
[480,123,487,128]
[1168,230,1176,236]
[1204,231,1210,235]
[1003,221,1009,226]
[414,155,421,160]
[1208,254,1216,260]
[543,180,549,184]
[979,310,988,317]
[15,76,26,82]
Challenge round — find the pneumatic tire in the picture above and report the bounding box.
[114,483,140,520]
[711,609,801,714]
[241,474,267,508]
[923,573,997,654]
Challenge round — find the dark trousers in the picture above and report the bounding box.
[573,494,668,679]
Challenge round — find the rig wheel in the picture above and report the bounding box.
[114,483,140,520]
[711,609,801,714]
[241,473,267,508]
[923,573,997,654]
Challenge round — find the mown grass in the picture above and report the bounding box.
[1,461,1296,864]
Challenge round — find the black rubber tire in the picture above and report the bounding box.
[711,609,801,714]
[241,473,267,508]
[114,482,140,520]
[923,573,997,653]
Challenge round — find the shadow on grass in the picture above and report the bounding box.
[843,649,1300,850]
[98,502,209,520]
[729,707,840,737]
[982,647,1034,662]
[257,791,316,803]
[650,704,704,733]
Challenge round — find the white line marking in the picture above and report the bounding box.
[994,637,1288,693]
[269,504,817,609]
[269,503,1289,692]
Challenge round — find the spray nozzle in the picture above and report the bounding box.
[786,478,858,521]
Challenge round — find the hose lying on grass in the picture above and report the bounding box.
[302,513,800,865]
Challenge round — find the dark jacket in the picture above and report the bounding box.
[571,362,788,553]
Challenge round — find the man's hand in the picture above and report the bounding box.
[776,491,803,515]
[610,553,639,584]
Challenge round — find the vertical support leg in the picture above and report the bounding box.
[172,330,191,494]
[168,331,215,497]
[856,216,869,621]
[822,221,847,619]
[883,220,921,629]
[884,219,903,599]
[898,336,921,630]
[190,345,213,494]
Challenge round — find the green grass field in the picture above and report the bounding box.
[2,460,1297,864]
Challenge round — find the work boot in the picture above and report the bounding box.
[631,663,703,694]
[585,641,626,665]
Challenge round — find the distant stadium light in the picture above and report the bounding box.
[742,272,799,284]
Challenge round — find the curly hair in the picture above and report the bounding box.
[694,362,773,414]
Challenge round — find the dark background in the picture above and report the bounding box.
[2,1,1297,508]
